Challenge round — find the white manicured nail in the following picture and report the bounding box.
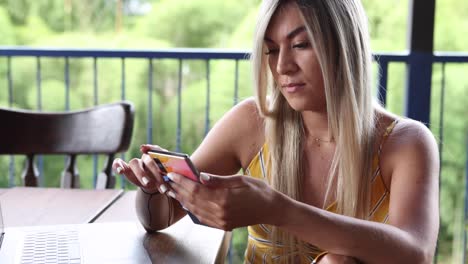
[167,172,175,181]
[159,184,168,193]
[142,177,149,186]
[167,191,176,199]
[116,167,123,174]
[201,173,210,182]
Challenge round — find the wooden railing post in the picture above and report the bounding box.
[405,0,435,125]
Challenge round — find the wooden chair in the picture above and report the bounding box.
[0,101,134,189]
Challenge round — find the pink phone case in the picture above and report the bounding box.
[147,149,205,225]
[147,150,200,182]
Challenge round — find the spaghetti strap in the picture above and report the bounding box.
[378,119,399,157]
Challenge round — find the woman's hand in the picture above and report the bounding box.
[112,144,169,194]
[166,172,281,230]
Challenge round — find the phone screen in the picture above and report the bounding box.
[147,150,200,182]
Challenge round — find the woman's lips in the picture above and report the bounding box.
[282,83,305,93]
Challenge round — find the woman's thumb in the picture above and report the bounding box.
[200,173,243,188]
[200,172,212,184]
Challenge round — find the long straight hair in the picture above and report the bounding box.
[252,0,376,261]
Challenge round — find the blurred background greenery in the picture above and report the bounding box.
[0,0,466,263]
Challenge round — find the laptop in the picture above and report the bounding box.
[0,201,151,264]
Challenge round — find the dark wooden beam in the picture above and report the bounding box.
[404,0,436,125]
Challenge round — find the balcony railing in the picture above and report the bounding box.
[1,47,467,263]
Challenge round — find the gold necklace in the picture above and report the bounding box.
[313,137,334,147]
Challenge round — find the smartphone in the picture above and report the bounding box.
[147,149,205,225]
[147,149,200,182]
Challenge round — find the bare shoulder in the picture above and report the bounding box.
[228,97,264,126]
[191,97,265,174]
[224,97,265,167]
[385,119,438,157]
[218,97,264,141]
[380,117,439,187]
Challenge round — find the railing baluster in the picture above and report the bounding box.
[438,63,446,185]
[121,58,126,100]
[7,56,12,107]
[93,57,98,104]
[36,57,43,110]
[205,60,211,136]
[463,135,468,264]
[64,56,70,182]
[36,56,44,186]
[234,59,239,106]
[434,62,446,262]
[120,57,127,189]
[7,56,14,187]
[148,59,153,144]
[176,59,182,152]
[93,57,99,188]
[65,57,70,110]
[377,58,389,106]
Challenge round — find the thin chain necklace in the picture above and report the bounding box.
[313,137,334,147]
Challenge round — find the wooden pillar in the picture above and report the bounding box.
[404,0,436,126]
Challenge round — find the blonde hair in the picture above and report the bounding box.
[252,0,376,261]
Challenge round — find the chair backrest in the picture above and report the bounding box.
[0,101,135,189]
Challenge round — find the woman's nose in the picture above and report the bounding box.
[276,49,298,75]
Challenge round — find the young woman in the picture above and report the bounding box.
[113,1,439,263]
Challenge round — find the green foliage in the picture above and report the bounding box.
[230,227,248,263]
[135,0,259,47]
[227,7,259,49]
[14,15,53,45]
[0,6,15,45]
[5,0,30,25]
[362,0,408,51]
[435,0,468,51]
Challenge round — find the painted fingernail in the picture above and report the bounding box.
[142,177,149,186]
[167,172,175,181]
[159,184,168,193]
[200,173,210,182]
[116,167,123,174]
[167,191,176,199]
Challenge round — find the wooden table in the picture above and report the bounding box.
[0,187,230,263]
[0,187,123,227]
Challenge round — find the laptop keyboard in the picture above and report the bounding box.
[20,229,81,264]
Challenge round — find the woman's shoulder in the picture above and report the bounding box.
[374,107,437,150]
[381,116,437,153]
[191,97,265,174]
[377,112,439,186]
[221,97,265,167]
[226,97,264,131]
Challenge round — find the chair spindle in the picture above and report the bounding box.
[96,154,115,189]
[22,154,39,187]
[61,155,80,188]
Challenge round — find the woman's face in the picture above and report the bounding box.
[264,2,325,112]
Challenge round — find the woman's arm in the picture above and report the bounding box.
[273,120,439,263]
[114,97,264,232]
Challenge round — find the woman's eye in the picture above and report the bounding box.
[292,42,310,49]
